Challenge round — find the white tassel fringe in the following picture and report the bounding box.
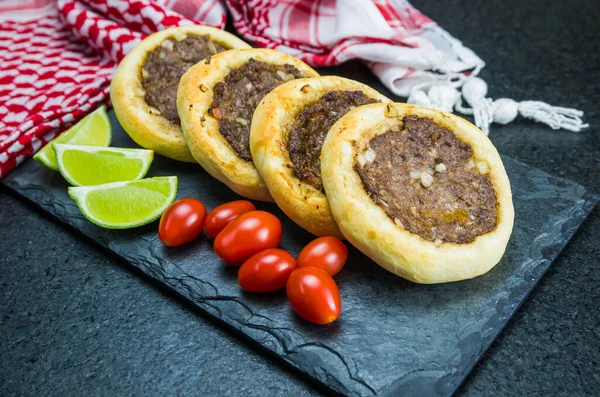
[407,76,588,135]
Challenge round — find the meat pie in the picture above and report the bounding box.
[111,26,250,162]
[321,103,514,283]
[250,76,389,236]
[177,49,318,201]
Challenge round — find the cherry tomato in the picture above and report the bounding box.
[213,211,282,266]
[159,198,206,247]
[238,249,297,293]
[286,267,341,325]
[297,236,348,276]
[205,200,256,238]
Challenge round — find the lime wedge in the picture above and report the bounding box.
[55,144,153,186]
[34,105,112,171]
[68,177,177,229]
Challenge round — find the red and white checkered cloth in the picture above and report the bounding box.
[2,0,580,178]
[0,0,225,177]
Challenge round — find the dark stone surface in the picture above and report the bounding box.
[1,0,599,396]
[0,191,320,397]
[2,112,597,396]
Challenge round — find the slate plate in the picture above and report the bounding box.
[2,111,598,397]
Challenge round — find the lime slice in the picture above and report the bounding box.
[55,144,154,186]
[68,176,177,229]
[34,105,112,171]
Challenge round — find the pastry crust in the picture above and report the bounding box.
[321,103,514,284]
[177,49,319,201]
[110,26,250,163]
[250,76,390,237]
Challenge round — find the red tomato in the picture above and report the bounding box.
[159,198,206,247]
[286,267,341,325]
[297,236,348,276]
[238,249,297,293]
[213,211,282,266]
[205,200,256,238]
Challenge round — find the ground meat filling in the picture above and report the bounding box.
[142,35,226,123]
[211,59,305,161]
[288,91,377,192]
[355,115,498,244]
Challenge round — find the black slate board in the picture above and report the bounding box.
[2,111,598,397]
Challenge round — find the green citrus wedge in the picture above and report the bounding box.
[55,144,154,186]
[68,176,177,229]
[34,105,112,171]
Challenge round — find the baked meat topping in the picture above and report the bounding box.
[288,91,377,192]
[211,59,305,161]
[142,35,226,123]
[355,115,498,244]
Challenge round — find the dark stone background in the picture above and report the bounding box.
[1,0,598,395]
